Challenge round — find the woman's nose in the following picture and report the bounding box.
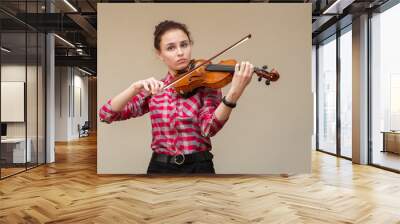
[177,47,183,55]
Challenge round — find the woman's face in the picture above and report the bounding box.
[156,29,192,74]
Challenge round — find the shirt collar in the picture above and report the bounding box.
[163,71,174,84]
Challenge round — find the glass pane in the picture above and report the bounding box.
[27,31,38,169]
[371,3,400,171]
[0,1,46,178]
[340,28,352,158]
[38,32,45,165]
[318,36,337,154]
[1,31,27,177]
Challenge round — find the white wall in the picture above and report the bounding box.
[55,67,68,141]
[72,72,89,138]
[55,67,89,141]
[1,65,34,138]
[1,63,46,164]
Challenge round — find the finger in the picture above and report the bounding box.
[235,63,239,74]
[244,61,250,77]
[246,63,251,76]
[153,81,161,94]
[152,82,158,94]
[250,64,255,75]
[240,61,246,74]
[248,64,254,83]
[152,80,159,93]
[147,81,153,93]
[148,77,156,87]
[149,80,156,93]
[143,80,150,92]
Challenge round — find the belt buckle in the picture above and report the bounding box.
[173,153,185,165]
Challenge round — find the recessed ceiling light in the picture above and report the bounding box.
[54,34,75,48]
[322,0,354,14]
[63,0,78,12]
[1,47,11,53]
[77,67,93,76]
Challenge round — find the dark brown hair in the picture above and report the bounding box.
[153,20,193,51]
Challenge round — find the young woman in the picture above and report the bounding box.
[99,20,254,174]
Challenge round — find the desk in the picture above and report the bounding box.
[1,138,32,163]
[381,131,400,154]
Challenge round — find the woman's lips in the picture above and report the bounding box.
[177,59,187,64]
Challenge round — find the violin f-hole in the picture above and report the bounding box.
[188,75,202,82]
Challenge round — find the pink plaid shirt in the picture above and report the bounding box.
[99,72,228,156]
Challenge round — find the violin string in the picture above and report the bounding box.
[163,34,252,90]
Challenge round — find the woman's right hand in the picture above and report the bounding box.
[133,77,165,95]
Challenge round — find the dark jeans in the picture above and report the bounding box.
[147,159,216,174]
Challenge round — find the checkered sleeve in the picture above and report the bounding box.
[198,87,228,137]
[99,91,150,124]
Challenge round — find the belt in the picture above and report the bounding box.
[151,150,213,165]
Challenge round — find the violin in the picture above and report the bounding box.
[163,34,280,97]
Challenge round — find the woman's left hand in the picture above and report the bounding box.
[226,61,254,103]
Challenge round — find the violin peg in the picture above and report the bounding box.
[265,80,270,85]
[258,76,262,82]
[262,65,268,70]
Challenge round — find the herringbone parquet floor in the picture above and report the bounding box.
[1,134,400,223]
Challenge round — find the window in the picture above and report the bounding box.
[340,27,352,158]
[371,2,400,171]
[317,35,337,154]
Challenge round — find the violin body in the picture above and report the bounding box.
[172,59,235,95]
[169,58,279,96]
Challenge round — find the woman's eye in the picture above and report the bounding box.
[181,42,188,48]
[167,46,175,51]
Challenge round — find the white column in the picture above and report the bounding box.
[352,14,369,164]
[45,1,56,163]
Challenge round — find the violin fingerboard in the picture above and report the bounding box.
[205,64,235,73]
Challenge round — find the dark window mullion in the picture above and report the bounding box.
[25,0,28,171]
[36,0,39,167]
[336,29,341,157]
[316,45,320,150]
[367,11,373,165]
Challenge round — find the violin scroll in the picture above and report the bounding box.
[255,65,280,86]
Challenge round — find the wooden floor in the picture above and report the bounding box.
[373,150,400,171]
[1,167,26,178]
[1,135,400,223]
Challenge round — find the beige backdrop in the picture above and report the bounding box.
[97,3,312,174]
